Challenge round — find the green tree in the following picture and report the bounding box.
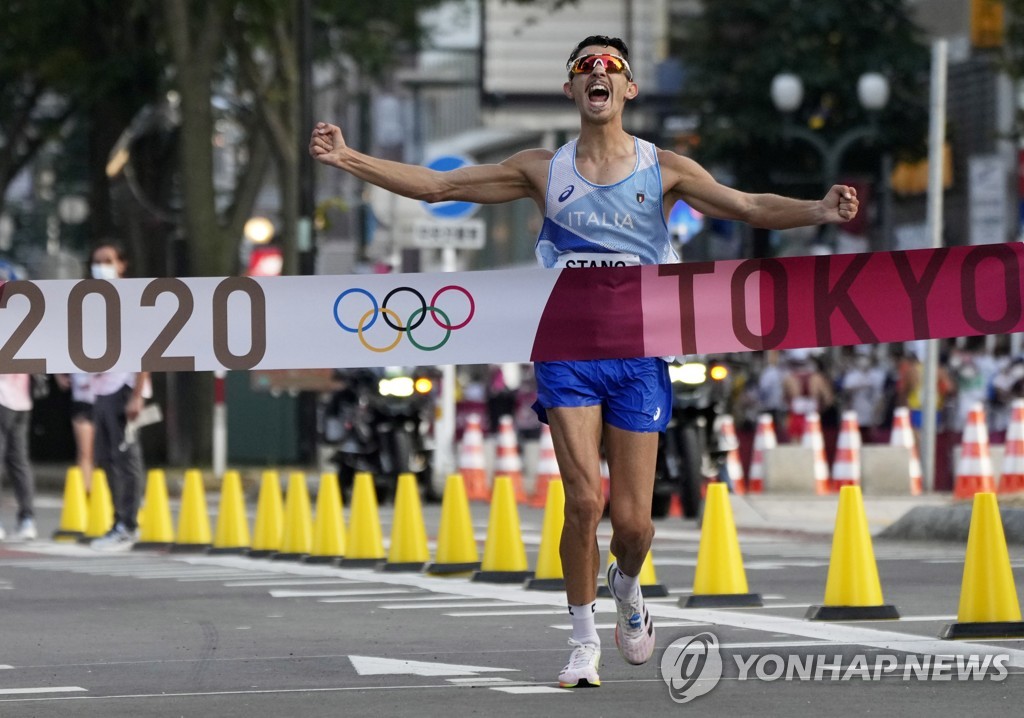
[999,1,1024,140]
[161,0,450,280]
[0,0,162,249]
[677,0,930,196]
[159,0,449,462]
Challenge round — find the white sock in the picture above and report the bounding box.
[611,565,640,601]
[567,602,600,646]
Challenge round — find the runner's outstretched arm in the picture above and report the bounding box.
[659,150,859,230]
[309,121,548,206]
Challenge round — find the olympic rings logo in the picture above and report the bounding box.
[332,285,475,353]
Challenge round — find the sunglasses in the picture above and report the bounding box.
[567,53,633,80]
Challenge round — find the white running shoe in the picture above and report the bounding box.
[91,523,135,552]
[13,519,37,541]
[558,639,601,688]
[608,562,656,665]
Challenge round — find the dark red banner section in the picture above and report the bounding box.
[530,244,1024,361]
[529,265,646,361]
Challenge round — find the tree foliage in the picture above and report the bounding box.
[0,0,162,237]
[999,0,1024,140]
[677,0,930,194]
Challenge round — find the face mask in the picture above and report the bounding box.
[91,263,118,280]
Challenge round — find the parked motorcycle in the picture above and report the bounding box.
[652,357,734,519]
[318,368,440,504]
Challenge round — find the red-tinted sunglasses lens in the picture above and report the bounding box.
[569,54,629,75]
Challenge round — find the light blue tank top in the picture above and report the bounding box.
[535,137,678,268]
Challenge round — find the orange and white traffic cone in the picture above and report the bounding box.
[459,414,489,502]
[832,411,862,489]
[803,411,831,495]
[890,407,923,495]
[718,415,746,494]
[999,399,1024,494]
[748,414,776,494]
[529,424,560,508]
[668,493,684,518]
[494,415,527,503]
[954,402,997,500]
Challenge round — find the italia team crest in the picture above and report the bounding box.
[636,192,645,204]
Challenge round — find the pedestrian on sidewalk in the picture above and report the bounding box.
[85,242,150,552]
[0,372,37,541]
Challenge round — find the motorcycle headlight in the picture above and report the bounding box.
[709,364,729,381]
[379,376,414,397]
[669,362,707,384]
[414,377,433,394]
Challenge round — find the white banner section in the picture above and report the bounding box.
[0,269,559,374]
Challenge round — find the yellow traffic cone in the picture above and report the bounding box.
[472,475,533,583]
[526,479,565,590]
[340,472,385,567]
[171,469,212,553]
[80,469,114,543]
[682,483,762,608]
[425,474,480,575]
[52,467,88,542]
[305,472,346,564]
[249,470,284,558]
[601,545,669,598]
[134,469,175,550]
[209,470,251,554]
[273,472,313,561]
[383,473,430,572]
[807,485,899,620]
[941,492,1024,639]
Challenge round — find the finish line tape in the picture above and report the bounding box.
[0,243,1020,374]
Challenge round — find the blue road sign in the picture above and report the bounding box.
[421,155,479,220]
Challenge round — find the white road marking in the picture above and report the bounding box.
[223,578,359,587]
[444,609,565,617]
[382,601,534,610]
[867,615,956,623]
[270,588,409,599]
[175,573,277,582]
[445,677,514,684]
[491,685,569,694]
[318,594,479,604]
[349,655,516,676]
[0,687,87,696]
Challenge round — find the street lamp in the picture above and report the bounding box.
[770,71,890,248]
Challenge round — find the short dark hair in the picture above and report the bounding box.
[567,35,630,64]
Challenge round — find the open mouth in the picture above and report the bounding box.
[587,83,610,108]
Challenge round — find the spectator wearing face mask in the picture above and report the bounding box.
[85,242,150,552]
[840,348,886,443]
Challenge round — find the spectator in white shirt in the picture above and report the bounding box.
[85,243,149,552]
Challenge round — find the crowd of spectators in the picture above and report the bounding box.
[729,335,1024,446]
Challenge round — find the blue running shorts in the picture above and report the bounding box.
[532,357,672,433]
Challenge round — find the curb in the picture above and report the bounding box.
[878,504,1024,544]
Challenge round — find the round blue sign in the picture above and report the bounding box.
[421,155,479,220]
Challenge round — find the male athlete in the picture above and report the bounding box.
[310,35,858,688]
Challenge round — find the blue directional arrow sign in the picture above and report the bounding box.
[421,155,479,220]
